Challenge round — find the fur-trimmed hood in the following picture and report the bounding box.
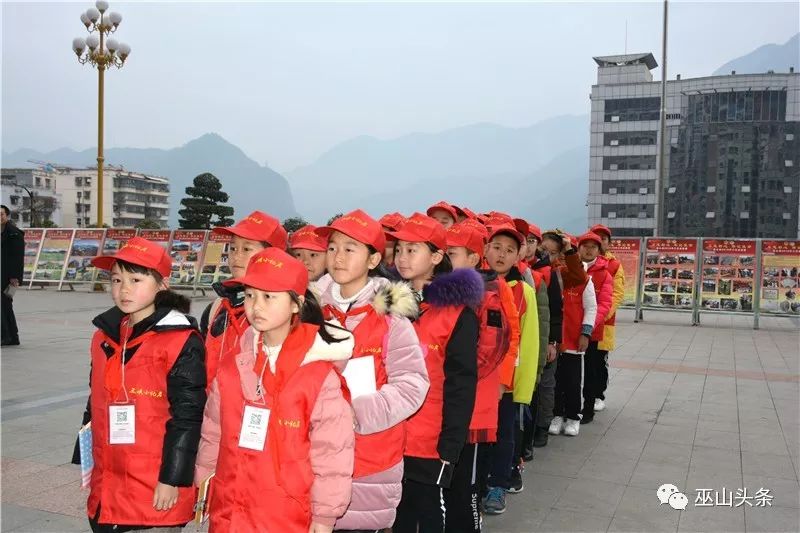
[371,278,419,318]
[422,268,484,309]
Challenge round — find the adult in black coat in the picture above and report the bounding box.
[1,205,25,346]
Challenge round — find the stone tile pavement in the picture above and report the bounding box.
[1,290,798,532]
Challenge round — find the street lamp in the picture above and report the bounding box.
[72,1,130,227]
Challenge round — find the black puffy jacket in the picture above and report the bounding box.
[72,303,207,487]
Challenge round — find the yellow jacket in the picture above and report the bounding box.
[598,251,625,351]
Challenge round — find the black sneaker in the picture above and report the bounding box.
[533,426,549,447]
[580,410,594,425]
[522,446,534,462]
[507,464,524,493]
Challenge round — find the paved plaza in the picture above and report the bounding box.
[1,289,798,532]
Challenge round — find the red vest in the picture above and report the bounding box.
[204,300,248,390]
[468,366,499,443]
[210,325,333,532]
[88,328,196,526]
[604,258,621,327]
[533,263,552,287]
[325,305,406,478]
[561,280,588,352]
[405,304,463,459]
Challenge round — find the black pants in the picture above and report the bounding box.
[518,390,538,459]
[554,353,582,421]
[487,393,515,489]
[1,291,19,343]
[394,478,447,533]
[443,443,481,533]
[583,342,608,413]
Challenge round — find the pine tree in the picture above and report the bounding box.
[282,216,309,233]
[178,173,235,229]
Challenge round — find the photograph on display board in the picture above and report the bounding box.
[22,229,44,281]
[759,240,800,314]
[700,240,756,312]
[137,230,172,249]
[33,229,74,281]
[608,239,640,305]
[64,230,105,282]
[169,230,206,286]
[197,232,232,286]
[97,229,137,281]
[642,239,697,309]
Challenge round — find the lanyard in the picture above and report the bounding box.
[116,317,132,404]
[251,333,275,406]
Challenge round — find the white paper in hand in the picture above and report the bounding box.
[342,356,377,399]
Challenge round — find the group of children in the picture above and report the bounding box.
[75,201,624,532]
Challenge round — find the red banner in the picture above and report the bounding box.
[172,230,206,242]
[703,239,757,255]
[208,231,231,243]
[105,229,136,240]
[762,240,800,255]
[647,239,697,253]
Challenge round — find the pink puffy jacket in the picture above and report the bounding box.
[317,275,429,531]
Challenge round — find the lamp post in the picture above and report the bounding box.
[72,1,130,227]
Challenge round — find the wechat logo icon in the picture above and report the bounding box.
[657,484,688,510]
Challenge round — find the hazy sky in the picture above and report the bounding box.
[2,1,798,172]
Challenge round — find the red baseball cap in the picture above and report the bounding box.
[316,209,386,252]
[487,224,525,248]
[527,223,542,241]
[590,224,612,239]
[92,237,173,278]
[485,212,514,227]
[213,211,287,250]
[513,218,529,237]
[426,201,458,222]
[578,232,603,247]
[453,205,478,220]
[446,222,486,256]
[223,248,308,295]
[389,212,448,251]
[460,217,489,237]
[289,224,327,252]
[379,212,406,232]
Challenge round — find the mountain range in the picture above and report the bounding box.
[713,33,799,76]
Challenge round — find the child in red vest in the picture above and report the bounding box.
[313,210,429,531]
[289,224,328,283]
[78,237,207,532]
[195,248,355,533]
[577,232,614,424]
[200,211,288,390]
[390,213,481,533]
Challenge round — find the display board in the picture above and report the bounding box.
[608,238,641,306]
[197,231,232,287]
[63,229,106,284]
[32,229,74,283]
[169,230,207,287]
[642,239,697,309]
[96,229,137,282]
[759,240,800,315]
[22,229,44,282]
[137,230,172,249]
[699,239,756,312]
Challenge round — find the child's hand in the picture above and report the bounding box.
[308,522,333,533]
[578,334,589,353]
[547,343,558,362]
[152,482,179,511]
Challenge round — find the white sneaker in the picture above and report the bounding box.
[564,419,581,436]
[549,416,565,435]
[594,398,606,412]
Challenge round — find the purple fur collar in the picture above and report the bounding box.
[423,268,484,309]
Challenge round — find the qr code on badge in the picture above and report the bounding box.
[250,413,262,425]
[116,411,128,423]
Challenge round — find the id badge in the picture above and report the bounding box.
[109,404,136,444]
[238,404,270,451]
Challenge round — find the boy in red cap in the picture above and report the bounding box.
[289,224,328,283]
[314,209,429,532]
[427,201,458,229]
[195,248,355,532]
[482,224,541,513]
[76,237,207,532]
[390,213,480,533]
[588,224,625,413]
[200,211,288,389]
[577,232,613,425]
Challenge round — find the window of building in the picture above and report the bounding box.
[75,177,82,187]
[84,191,90,200]
[706,212,715,218]
[45,178,51,188]
[22,212,29,222]
[609,163,618,170]
[741,185,751,192]
[10,196,19,206]
[608,187,617,194]
[785,186,793,194]
[667,211,676,218]
[707,186,716,192]
[668,186,676,194]
[35,177,42,187]
[783,213,792,220]
[608,212,617,218]
[84,217,91,226]
[604,97,661,123]
[740,212,749,219]
[638,211,648,218]
[639,187,648,194]
[787,133,795,141]
[604,131,658,146]
[610,139,619,146]
[603,155,657,171]
[786,160,794,167]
